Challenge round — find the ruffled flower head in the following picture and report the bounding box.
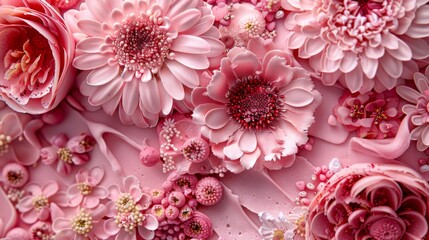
[192,38,321,172]
[282,0,429,93]
[66,0,224,127]
[397,66,429,151]
[306,163,429,240]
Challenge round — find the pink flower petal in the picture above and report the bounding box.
[165,60,199,88]
[171,9,201,32]
[89,166,104,185]
[76,37,105,53]
[159,67,185,100]
[87,77,124,106]
[345,66,364,93]
[104,218,120,235]
[174,52,209,70]
[171,35,210,54]
[207,72,229,103]
[143,214,158,231]
[54,229,75,239]
[52,218,71,232]
[230,51,260,78]
[42,181,59,197]
[82,195,100,209]
[86,65,120,86]
[239,148,260,170]
[396,86,420,104]
[204,107,230,130]
[238,130,257,153]
[121,79,139,115]
[209,120,240,144]
[339,52,358,73]
[283,87,315,107]
[380,53,403,78]
[223,140,244,160]
[73,53,109,71]
[139,80,162,114]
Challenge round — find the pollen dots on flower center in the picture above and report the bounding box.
[182,138,210,163]
[0,134,12,155]
[115,193,137,213]
[111,15,172,75]
[71,209,93,236]
[226,75,284,131]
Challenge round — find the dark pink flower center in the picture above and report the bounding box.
[182,138,210,163]
[112,16,171,74]
[368,218,403,240]
[226,76,283,131]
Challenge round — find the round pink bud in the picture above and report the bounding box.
[150,189,165,204]
[2,163,29,188]
[168,191,186,208]
[151,205,165,221]
[181,138,210,163]
[179,205,193,222]
[165,205,179,219]
[188,199,198,208]
[139,145,160,167]
[183,212,213,239]
[195,177,223,206]
[172,174,198,191]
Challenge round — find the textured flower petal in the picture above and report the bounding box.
[139,80,162,114]
[399,211,428,237]
[396,86,420,104]
[159,67,185,100]
[231,51,260,78]
[86,0,110,22]
[345,67,364,93]
[205,107,230,130]
[283,88,315,107]
[165,60,199,88]
[121,79,139,115]
[386,38,412,61]
[42,181,59,197]
[238,130,257,153]
[76,37,105,53]
[171,35,210,54]
[52,218,71,232]
[240,148,261,170]
[223,140,244,160]
[87,77,123,106]
[207,72,229,103]
[86,65,120,86]
[209,120,240,144]
[174,52,209,70]
[73,54,108,70]
[104,218,120,235]
[171,9,201,32]
[360,54,378,79]
[77,19,105,37]
[339,52,358,73]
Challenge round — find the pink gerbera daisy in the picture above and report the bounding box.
[282,0,429,93]
[192,38,321,172]
[65,0,224,127]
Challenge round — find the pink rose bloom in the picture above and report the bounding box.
[282,0,429,93]
[397,66,429,151]
[0,111,41,166]
[65,0,224,127]
[306,163,429,240]
[64,166,108,209]
[192,38,321,172]
[0,0,75,114]
[104,176,158,240]
[16,181,59,224]
[52,205,107,240]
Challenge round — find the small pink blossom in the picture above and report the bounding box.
[40,133,94,175]
[192,38,321,172]
[0,0,75,114]
[334,90,402,139]
[16,181,59,224]
[104,176,158,240]
[52,205,107,240]
[0,112,42,166]
[306,163,429,240]
[63,166,108,209]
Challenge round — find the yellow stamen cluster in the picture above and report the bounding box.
[58,147,73,164]
[32,195,49,211]
[71,209,93,236]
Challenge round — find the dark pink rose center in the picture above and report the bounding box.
[368,218,403,240]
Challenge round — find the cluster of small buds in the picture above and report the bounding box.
[6,187,25,204]
[159,119,181,172]
[0,134,12,155]
[209,164,228,177]
[71,209,93,236]
[30,221,55,240]
[418,157,429,173]
[148,173,222,239]
[295,158,342,206]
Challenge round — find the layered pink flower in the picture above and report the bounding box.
[16,181,59,224]
[65,0,224,127]
[192,38,321,172]
[0,0,75,114]
[397,66,429,151]
[282,0,429,93]
[306,163,429,240]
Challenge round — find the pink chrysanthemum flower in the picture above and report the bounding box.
[65,0,224,127]
[397,66,429,151]
[282,0,429,93]
[192,38,321,172]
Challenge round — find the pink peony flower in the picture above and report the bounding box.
[306,163,429,240]
[0,112,41,166]
[64,166,108,209]
[40,133,94,175]
[333,90,402,139]
[52,205,107,240]
[0,0,75,114]
[104,176,158,240]
[259,207,308,240]
[397,66,429,151]
[65,0,224,127]
[192,38,321,172]
[282,0,429,93]
[16,181,59,224]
